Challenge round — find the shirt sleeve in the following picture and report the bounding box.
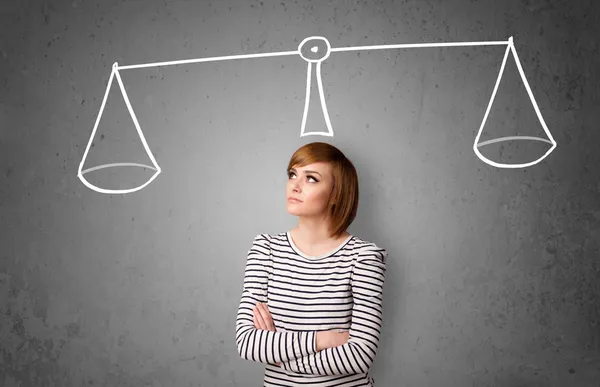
[235,234,318,365]
[279,242,387,375]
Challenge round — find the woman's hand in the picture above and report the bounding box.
[253,302,276,332]
[316,330,350,351]
[253,302,280,367]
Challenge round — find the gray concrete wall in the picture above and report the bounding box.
[1,0,599,385]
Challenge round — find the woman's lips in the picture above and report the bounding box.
[288,198,302,203]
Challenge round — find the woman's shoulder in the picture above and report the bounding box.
[250,232,286,245]
[253,231,286,240]
[350,234,383,248]
[351,236,388,262]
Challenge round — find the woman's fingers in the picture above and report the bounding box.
[253,303,276,331]
[253,310,263,329]
[258,303,275,331]
[254,306,267,330]
[252,302,277,332]
[254,304,279,366]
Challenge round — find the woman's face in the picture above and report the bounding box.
[286,162,334,218]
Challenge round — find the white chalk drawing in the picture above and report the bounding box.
[78,36,557,194]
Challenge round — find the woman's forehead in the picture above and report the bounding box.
[292,162,330,171]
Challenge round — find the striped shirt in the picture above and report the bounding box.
[235,231,388,387]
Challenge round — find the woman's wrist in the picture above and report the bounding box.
[316,331,332,352]
[315,331,324,351]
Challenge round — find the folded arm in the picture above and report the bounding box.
[279,243,388,376]
[235,234,318,365]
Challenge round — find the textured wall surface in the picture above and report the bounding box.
[1,0,599,386]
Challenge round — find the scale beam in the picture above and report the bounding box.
[78,36,557,194]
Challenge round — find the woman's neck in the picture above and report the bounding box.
[291,224,349,245]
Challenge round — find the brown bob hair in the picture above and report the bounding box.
[286,142,359,239]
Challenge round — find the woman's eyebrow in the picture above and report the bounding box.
[290,168,322,176]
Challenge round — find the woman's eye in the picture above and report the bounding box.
[288,172,317,182]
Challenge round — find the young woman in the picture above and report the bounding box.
[235,141,388,386]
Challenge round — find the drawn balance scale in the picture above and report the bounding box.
[78,36,557,194]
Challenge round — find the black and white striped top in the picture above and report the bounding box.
[235,232,388,387]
